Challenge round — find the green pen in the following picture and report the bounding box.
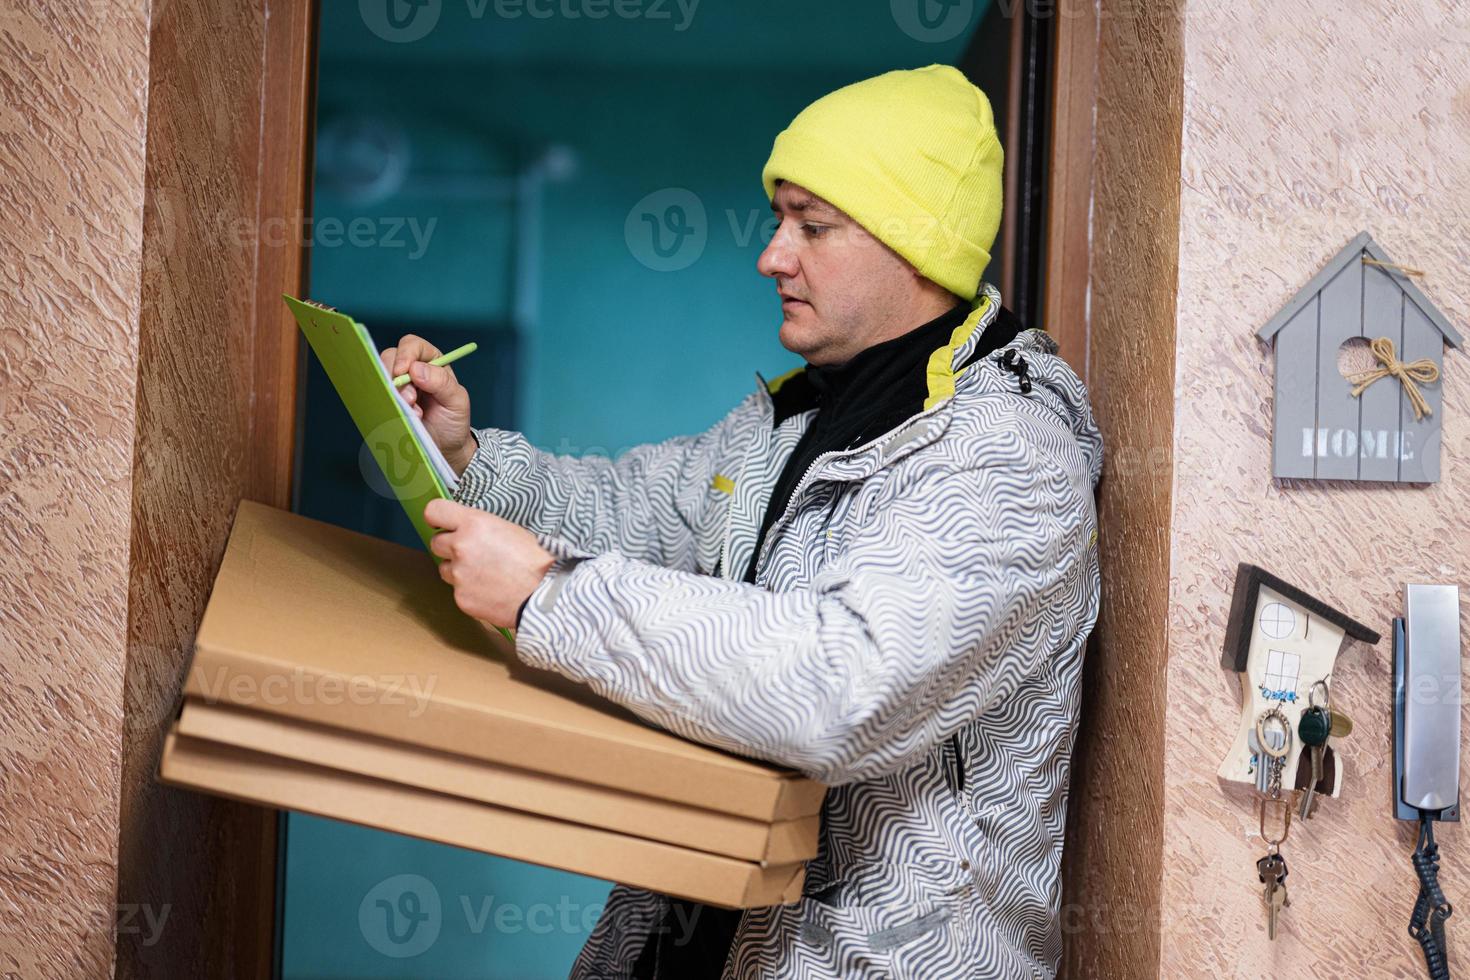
[392,342,478,387]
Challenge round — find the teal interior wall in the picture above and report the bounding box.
[285,3,979,976]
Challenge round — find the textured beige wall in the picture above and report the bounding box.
[0,3,152,976]
[1162,1,1470,975]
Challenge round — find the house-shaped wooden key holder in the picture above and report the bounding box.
[1219,564,1381,801]
[1257,231,1462,483]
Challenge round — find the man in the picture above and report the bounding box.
[384,64,1102,979]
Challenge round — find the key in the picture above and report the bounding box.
[1269,878,1290,939]
[1255,724,1287,795]
[1302,747,1324,819]
[1257,852,1290,940]
[1298,706,1331,818]
[1248,728,1270,793]
[1329,711,1353,738]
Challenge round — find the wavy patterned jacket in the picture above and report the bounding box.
[453,284,1104,979]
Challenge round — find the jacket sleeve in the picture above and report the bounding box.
[510,425,1100,786]
[453,393,758,572]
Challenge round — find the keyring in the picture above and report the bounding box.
[1309,678,1331,711]
[1260,794,1292,848]
[1255,707,1292,759]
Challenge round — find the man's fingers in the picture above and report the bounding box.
[390,334,443,377]
[408,360,458,395]
[430,530,454,560]
[438,558,456,585]
[424,497,473,531]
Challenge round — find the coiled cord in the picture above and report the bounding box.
[1411,815,1454,980]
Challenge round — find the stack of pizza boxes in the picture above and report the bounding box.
[160,502,824,908]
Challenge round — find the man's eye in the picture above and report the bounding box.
[802,223,829,237]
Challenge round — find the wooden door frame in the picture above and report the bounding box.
[252,0,318,511]
[1041,3,1098,385]
[961,4,1094,383]
[244,1,319,970]
[123,1,316,975]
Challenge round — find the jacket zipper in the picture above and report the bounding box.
[749,397,955,579]
[734,311,1008,581]
[718,402,767,581]
[948,732,966,798]
[748,448,840,581]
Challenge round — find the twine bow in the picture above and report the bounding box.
[1345,336,1440,422]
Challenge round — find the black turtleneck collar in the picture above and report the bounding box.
[769,300,1022,439]
[807,300,968,411]
[737,300,1024,583]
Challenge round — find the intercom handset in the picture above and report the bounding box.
[1402,584,1462,814]
[1393,583,1461,980]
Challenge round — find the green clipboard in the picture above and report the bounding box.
[283,295,515,642]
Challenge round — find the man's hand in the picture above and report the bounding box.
[381,335,477,475]
[424,499,556,629]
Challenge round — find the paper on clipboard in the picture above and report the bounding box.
[282,295,457,548]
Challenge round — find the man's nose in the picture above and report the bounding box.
[757,223,797,279]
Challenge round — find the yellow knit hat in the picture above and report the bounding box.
[761,64,1003,305]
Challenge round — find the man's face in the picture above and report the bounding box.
[757,181,920,367]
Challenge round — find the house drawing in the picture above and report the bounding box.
[1257,231,1462,483]
[1218,563,1380,798]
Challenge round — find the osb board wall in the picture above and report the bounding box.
[1161,1,1470,976]
[1060,2,1183,978]
[0,4,151,977]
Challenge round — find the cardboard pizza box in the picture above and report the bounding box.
[160,732,806,909]
[173,697,820,865]
[181,502,826,824]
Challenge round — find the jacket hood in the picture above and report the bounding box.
[965,321,1104,489]
[885,281,1104,489]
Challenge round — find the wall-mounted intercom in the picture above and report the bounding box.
[1392,582,1461,980]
